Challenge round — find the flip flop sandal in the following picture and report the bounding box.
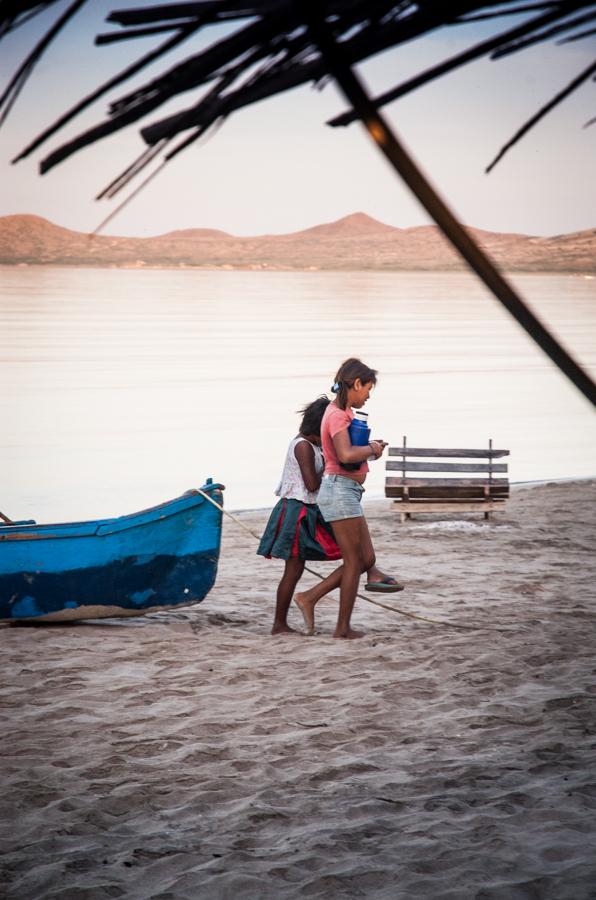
[364,578,405,593]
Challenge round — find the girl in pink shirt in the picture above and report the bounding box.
[295,358,392,639]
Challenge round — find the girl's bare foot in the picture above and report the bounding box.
[271,623,299,636]
[294,593,315,635]
[333,628,365,639]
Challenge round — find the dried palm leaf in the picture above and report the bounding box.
[0,1,594,405]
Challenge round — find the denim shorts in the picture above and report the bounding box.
[317,474,364,522]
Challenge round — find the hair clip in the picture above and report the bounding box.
[331,382,341,393]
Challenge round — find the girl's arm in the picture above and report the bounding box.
[333,429,385,464]
[294,440,321,492]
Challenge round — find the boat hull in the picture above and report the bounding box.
[0,483,223,622]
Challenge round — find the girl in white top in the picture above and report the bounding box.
[257,397,342,635]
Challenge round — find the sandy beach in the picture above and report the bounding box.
[1,480,596,899]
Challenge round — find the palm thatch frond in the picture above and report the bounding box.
[1,1,595,184]
[0,0,87,128]
[1,1,595,406]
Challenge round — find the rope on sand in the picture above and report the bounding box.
[196,488,482,630]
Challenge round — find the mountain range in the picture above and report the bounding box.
[1,212,595,272]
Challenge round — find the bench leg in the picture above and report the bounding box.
[400,511,406,524]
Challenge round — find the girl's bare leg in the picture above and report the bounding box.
[295,565,344,635]
[272,558,305,635]
[295,517,375,637]
[330,516,375,639]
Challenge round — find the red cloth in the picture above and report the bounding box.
[291,506,307,557]
[314,519,342,559]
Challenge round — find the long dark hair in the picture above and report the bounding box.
[298,396,330,437]
[332,358,378,410]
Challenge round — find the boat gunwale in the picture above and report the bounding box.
[0,484,224,542]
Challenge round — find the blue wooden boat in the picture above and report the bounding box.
[0,480,224,623]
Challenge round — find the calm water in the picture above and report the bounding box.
[1,267,595,522]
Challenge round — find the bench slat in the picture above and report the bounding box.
[392,501,505,513]
[386,461,508,473]
[386,487,509,500]
[388,447,509,458]
[385,477,509,487]
[386,483,508,495]
[388,497,508,505]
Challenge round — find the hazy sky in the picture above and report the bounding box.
[1,2,595,237]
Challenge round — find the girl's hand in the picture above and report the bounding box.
[369,440,385,459]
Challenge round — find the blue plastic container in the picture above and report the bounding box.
[348,412,370,446]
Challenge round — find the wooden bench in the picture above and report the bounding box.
[385,437,510,522]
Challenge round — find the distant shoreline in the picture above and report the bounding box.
[2,212,595,274]
[2,263,595,276]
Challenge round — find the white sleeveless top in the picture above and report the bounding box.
[275,436,324,504]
